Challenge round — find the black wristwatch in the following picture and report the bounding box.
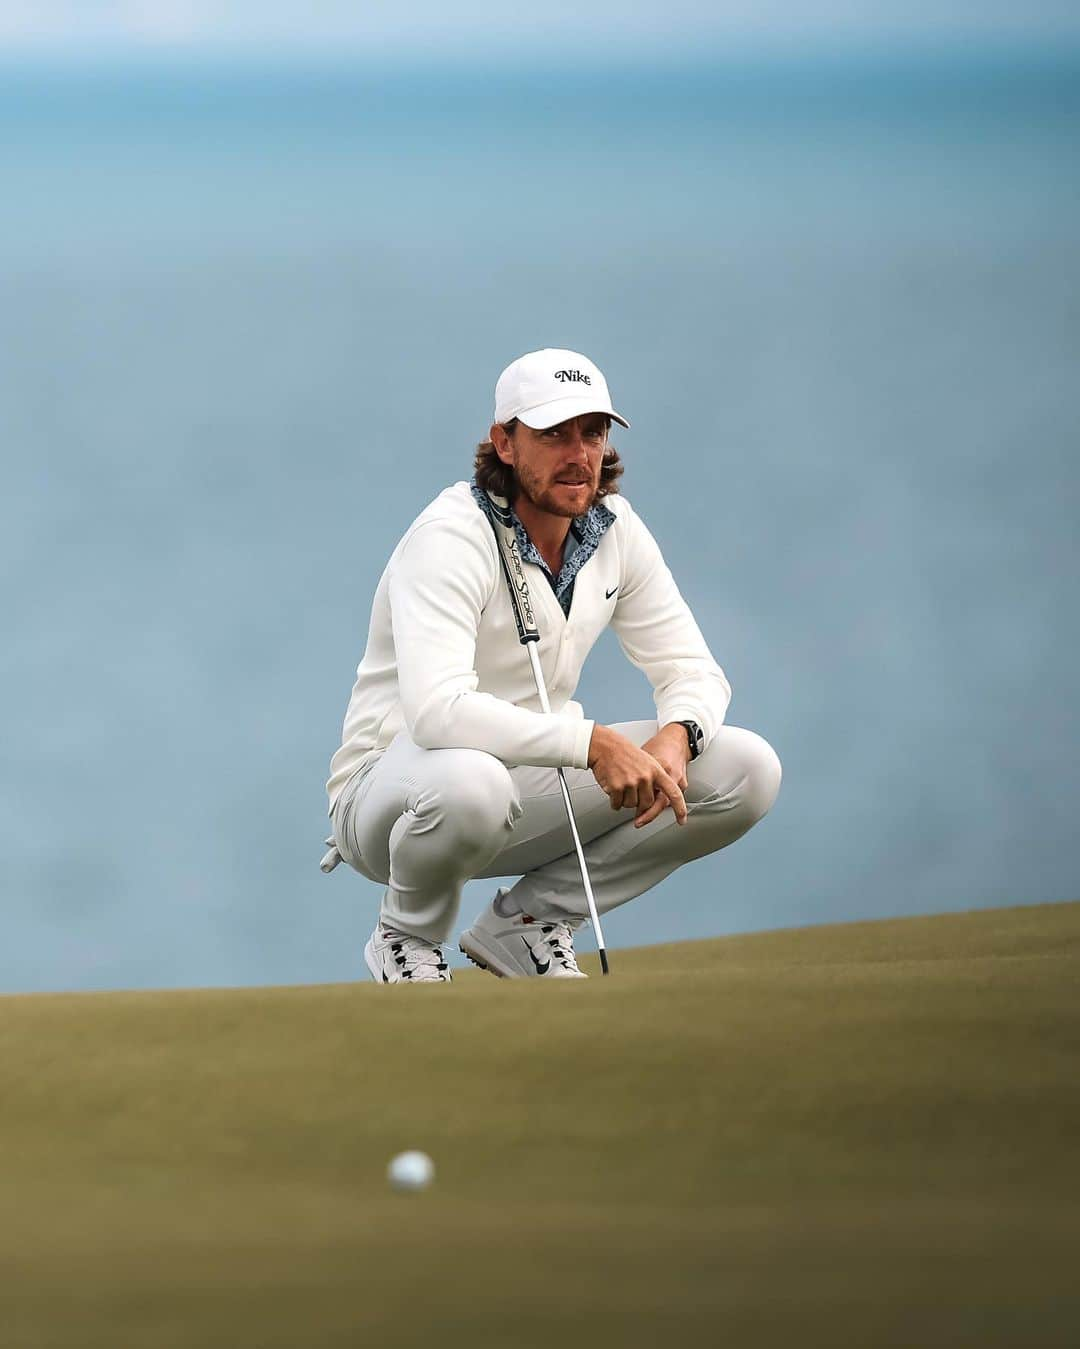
[677,720,704,760]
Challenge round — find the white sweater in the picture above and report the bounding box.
[326,481,731,813]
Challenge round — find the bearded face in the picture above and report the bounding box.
[512,450,599,517]
[505,413,610,518]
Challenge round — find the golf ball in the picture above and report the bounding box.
[387,1150,435,1192]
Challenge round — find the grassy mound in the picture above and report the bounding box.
[2,901,1078,1347]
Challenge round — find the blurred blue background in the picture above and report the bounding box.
[2,5,1078,992]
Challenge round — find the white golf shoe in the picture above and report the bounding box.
[459,890,587,979]
[364,923,452,983]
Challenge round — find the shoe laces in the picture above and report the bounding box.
[536,920,581,975]
[381,926,450,981]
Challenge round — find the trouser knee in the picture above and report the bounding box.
[403,751,522,868]
[739,731,782,823]
[696,727,782,829]
[448,753,522,844]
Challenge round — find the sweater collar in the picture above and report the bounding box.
[469,478,616,603]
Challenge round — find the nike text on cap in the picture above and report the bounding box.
[494,348,630,431]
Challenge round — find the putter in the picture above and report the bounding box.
[483,489,610,976]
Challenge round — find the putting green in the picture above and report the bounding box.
[3,901,1078,1347]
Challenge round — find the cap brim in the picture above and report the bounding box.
[516,396,630,431]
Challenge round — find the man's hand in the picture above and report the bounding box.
[587,724,689,828]
[635,724,692,828]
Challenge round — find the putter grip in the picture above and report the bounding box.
[485,497,540,645]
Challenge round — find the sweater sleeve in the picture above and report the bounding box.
[610,502,732,748]
[388,517,594,769]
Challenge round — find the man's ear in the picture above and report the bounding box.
[490,422,514,467]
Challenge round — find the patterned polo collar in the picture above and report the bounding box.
[470,478,616,617]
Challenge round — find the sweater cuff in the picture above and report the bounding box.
[567,718,595,770]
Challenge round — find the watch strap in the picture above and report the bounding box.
[677,720,704,760]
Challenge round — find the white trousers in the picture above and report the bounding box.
[331,720,782,944]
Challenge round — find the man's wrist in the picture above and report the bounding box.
[665,719,703,760]
[587,722,612,767]
[659,722,691,756]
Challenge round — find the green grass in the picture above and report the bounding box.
[3,901,1078,1347]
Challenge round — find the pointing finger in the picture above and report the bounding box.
[634,792,669,828]
[657,770,688,825]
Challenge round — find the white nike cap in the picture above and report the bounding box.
[494,348,630,431]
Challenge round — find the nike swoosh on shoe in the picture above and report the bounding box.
[522,936,551,975]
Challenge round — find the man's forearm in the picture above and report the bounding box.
[410,688,594,769]
[590,720,691,768]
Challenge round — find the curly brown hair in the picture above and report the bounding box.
[473,419,625,503]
